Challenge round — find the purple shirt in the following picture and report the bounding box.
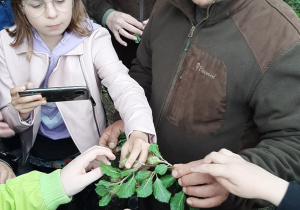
[32,23,100,140]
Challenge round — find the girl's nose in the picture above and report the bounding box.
[44,1,59,18]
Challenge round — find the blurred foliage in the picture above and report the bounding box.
[284,0,300,17]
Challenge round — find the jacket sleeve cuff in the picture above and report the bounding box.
[40,169,72,210]
[102,8,116,27]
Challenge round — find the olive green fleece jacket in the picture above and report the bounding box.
[130,0,300,209]
[0,170,71,209]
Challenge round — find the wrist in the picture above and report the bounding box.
[261,175,289,206]
[103,9,116,27]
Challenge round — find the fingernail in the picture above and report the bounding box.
[182,187,186,193]
[187,199,192,205]
[140,31,143,36]
[172,170,178,177]
[178,178,182,186]
[123,43,127,47]
[109,142,115,149]
[125,163,131,168]
[133,36,137,41]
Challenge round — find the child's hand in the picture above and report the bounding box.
[190,149,289,206]
[60,146,115,197]
[10,83,46,120]
[120,131,149,169]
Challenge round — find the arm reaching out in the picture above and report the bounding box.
[191,149,289,206]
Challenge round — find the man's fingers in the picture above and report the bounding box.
[186,195,226,209]
[178,172,214,187]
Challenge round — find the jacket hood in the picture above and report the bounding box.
[164,0,254,25]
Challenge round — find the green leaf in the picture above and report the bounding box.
[146,154,160,166]
[153,178,171,203]
[160,174,176,188]
[119,158,127,168]
[95,180,114,187]
[116,176,137,198]
[108,185,120,196]
[120,168,138,177]
[135,170,152,183]
[136,175,153,198]
[95,185,108,196]
[99,194,112,206]
[155,164,168,175]
[148,143,162,159]
[101,162,121,178]
[170,191,186,210]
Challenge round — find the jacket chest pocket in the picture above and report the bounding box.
[166,45,227,135]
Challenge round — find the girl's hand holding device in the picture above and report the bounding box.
[11,83,46,120]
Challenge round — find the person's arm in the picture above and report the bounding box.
[236,43,300,206]
[0,146,115,210]
[190,149,289,206]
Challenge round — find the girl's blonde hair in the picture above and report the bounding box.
[8,0,93,61]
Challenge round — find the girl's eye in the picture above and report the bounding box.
[55,0,65,4]
[31,4,42,8]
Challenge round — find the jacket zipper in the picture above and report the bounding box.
[155,2,215,130]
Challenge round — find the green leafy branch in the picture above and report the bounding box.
[95,132,192,210]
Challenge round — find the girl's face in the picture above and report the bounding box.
[22,0,73,41]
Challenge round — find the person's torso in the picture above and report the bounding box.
[141,0,300,164]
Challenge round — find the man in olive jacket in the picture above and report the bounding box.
[99,0,300,209]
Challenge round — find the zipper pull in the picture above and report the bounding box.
[184,40,191,52]
[185,26,196,52]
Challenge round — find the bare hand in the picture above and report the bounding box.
[172,160,229,208]
[0,113,15,138]
[60,146,115,197]
[98,120,124,150]
[191,149,289,206]
[0,162,16,184]
[106,11,144,46]
[120,131,149,169]
[11,83,46,120]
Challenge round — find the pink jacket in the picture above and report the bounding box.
[0,27,156,163]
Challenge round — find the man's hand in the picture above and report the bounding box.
[0,162,16,184]
[0,113,15,138]
[98,120,124,150]
[106,11,144,46]
[172,160,229,208]
[60,146,116,197]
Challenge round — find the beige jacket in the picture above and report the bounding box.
[0,26,156,163]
